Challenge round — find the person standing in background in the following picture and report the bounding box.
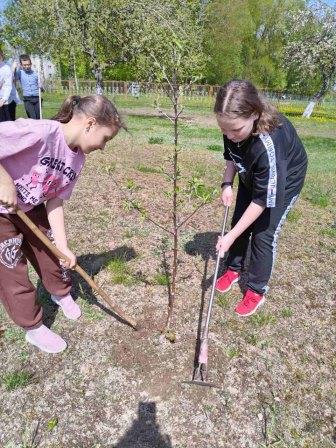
[14,54,43,119]
[0,49,18,122]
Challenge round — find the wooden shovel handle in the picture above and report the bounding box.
[16,209,138,329]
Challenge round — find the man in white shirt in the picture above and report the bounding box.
[0,49,19,122]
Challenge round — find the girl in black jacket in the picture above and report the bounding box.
[215,80,308,316]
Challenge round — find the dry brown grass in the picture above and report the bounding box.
[0,133,335,448]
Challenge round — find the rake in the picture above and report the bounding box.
[183,205,229,388]
[16,208,138,330]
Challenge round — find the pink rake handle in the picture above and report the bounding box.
[197,206,230,365]
[198,338,208,364]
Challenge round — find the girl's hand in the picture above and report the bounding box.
[216,232,235,258]
[57,246,77,269]
[0,180,17,213]
[221,185,233,206]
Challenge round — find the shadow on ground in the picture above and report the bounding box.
[113,401,172,448]
[184,231,250,371]
[185,230,250,294]
[184,231,225,371]
[184,230,225,289]
[37,245,137,328]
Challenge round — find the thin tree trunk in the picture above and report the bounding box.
[165,72,179,330]
[38,55,44,84]
[72,1,103,95]
[93,64,103,95]
[302,76,330,118]
[302,101,316,118]
[72,52,79,92]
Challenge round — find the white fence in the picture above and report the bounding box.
[44,79,336,103]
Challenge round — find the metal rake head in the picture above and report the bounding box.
[181,363,220,388]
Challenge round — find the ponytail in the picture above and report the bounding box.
[255,95,281,135]
[53,95,81,123]
[53,94,127,130]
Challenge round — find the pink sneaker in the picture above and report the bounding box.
[51,293,81,320]
[25,324,67,353]
[235,289,265,317]
[215,269,240,293]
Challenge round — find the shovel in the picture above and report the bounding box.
[183,205,230,388]
[16,209,138,330]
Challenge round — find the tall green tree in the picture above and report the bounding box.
[2,0,144,92]
[203,0,252,84]
[59,0,143,93]
[284,0,336,117]
[203,0,304,89]
[242,0,304,90]
[2,0,59,55]
[133,0,205,85]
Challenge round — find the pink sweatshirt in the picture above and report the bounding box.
[0,118,85,213]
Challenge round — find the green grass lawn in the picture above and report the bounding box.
[301,136,336,207]
[15,92,336,209]
[18,90,336,119]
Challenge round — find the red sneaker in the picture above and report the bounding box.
[235,289,265,317]
[215,269,240,293]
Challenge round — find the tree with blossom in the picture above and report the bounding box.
[284,1,336,117]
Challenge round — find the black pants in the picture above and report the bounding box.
[0,101,16,122]
[23,96,41,119]
[226,182,299,294]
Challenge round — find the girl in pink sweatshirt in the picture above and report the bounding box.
[0,94,123,353]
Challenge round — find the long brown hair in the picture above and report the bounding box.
[53,94,126,130]
[214,80,281,135]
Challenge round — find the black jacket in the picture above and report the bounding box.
[223,115,308,207]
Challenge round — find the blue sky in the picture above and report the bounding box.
[0,0,9,13]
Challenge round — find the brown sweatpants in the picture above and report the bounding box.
[0,204,71,329]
